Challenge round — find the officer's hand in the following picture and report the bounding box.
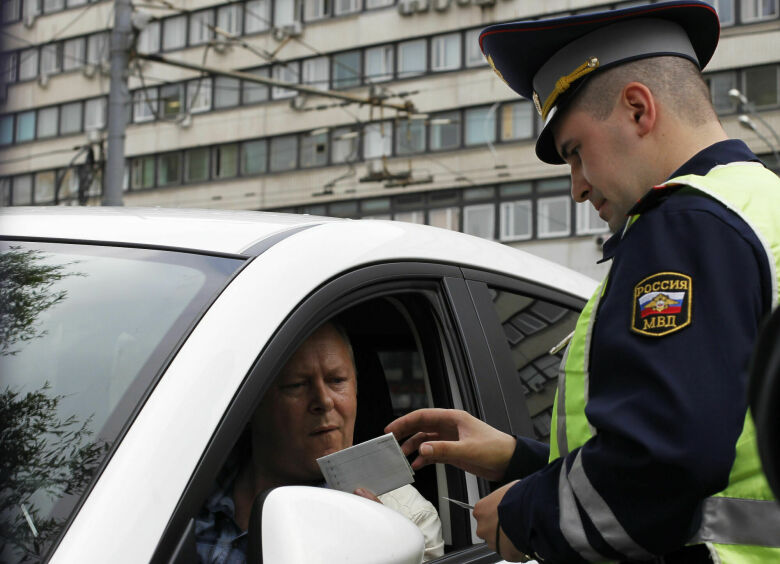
[353,488,382,504]
[385,408,516,481]
[474,481,530,562]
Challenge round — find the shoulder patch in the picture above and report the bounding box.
[631,272,692,337]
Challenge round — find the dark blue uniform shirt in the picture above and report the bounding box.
[498,140,773,563]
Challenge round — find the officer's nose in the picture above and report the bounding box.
[310,377,335,413]
[570,168,591,204]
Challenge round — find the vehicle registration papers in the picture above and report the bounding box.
[317,432,414,496]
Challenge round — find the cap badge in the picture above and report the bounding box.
[486,54,509,86]
[540,56,600,119]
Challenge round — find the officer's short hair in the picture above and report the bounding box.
[569,56,715,126]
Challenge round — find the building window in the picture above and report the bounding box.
[60,101,82,134]
[241,139,268,175]
[537,196,571,238]
[394,210,425,224]
[743,65,779,108]
[13,174,33,205]
[187,78,212,113]
[22,0,38,18]
[741,0,778,22]
[39,43,60,76]
[465,106,496,146]
[272,62,299,99]
[217,4,243,35]
[137,21,161,54]
[303,0,329,20]
[396,118,425,155]
[500,200,533,242]
[133,88,158,123]
[0,178,10,207]
[465,29,486,68]
[398,39,426,78]
[332,127,359,163]
[333,51,361,89]
[2,51,18,84]
[330,200,359,217]
[131,156,156,190]
[63,37,85,70]
[87,32,109,65]
[363,122,392,159]
[360,197,391,217]
[158,153,181,186]
[301,132,329,168]
[429,111,460,151]
[500,101,533,141]
[334,0,360,15]
[703,0,735,25]
[33,171,55,204]
[2,0,21,23]
[42,0,62,13]
[245,0,271,33]
[190,10,214,46]
[302,57,330,90]
[184,147,210,182]
[429,207,460,231]
[160,84,184,118]
[576,202,608,235]
[270,135,298,171]
[16,110,35,142]
[0,115,13,145]
[36,106,58,138]
[67,0,87,6]
[274,0,297,26]
[366,0,392,7]
[706,71,738,114]
[18,48,38,81]
[365,45,394,83]
[242,68,270,103]
[431,33,461,72]
[162,15,187,51]
[214,76,241,108]
[463,203,495,240]
[213,144,239,179]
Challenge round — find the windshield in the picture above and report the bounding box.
[0,241,244,562]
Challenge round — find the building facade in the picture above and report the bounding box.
[1,0,779,279]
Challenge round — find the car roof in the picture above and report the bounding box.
[0,207,336,256]
[0,206,597,299]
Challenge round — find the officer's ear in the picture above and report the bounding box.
[621,82,656,138]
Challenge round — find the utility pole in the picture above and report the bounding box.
[104,0,133,206]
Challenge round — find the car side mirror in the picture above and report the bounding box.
[246,485,425,564]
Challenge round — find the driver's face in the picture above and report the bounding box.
[251,323,357,484]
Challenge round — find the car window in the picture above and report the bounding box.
[484,285,580,443]
[0,241,244,563]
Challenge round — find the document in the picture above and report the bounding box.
[317,432,415,496]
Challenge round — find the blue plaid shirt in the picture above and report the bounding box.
[195,468,248,564]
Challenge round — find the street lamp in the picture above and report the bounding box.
[738,115,780,166]
[729,88,780,152]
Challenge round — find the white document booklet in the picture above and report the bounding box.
[316,432,415,496]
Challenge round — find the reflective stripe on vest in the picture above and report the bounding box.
[549,162,780,561]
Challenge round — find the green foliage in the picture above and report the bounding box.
[0,384,108,562]
[0,247,70,357]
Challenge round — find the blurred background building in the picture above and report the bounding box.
[1,0,778,279]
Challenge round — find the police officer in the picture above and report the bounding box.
[386,1,780,562]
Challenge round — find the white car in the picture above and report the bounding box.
[0,207,597,564]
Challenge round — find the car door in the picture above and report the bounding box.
[153,260,585,564]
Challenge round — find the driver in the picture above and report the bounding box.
[195,321,444,562]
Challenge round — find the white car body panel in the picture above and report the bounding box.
[2,209,596,563]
